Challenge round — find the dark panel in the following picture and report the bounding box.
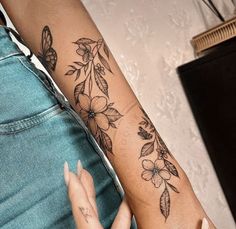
[177,39,236,220]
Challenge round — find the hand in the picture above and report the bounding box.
[63,160,132,229]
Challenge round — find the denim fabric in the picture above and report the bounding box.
[0,26,136,229]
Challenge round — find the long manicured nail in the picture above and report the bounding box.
[77,160,83,179]
[64,161,70,186]
[201,217,209,229]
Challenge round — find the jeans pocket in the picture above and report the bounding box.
[0,104,63,135]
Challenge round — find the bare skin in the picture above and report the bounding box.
[0,1,216,228]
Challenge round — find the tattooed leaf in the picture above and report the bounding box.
[140,141,154,158]
[103,42,109,59]
[104,108,122,122]
[65,69,76,75]
[74,62,84,68]
[138,127,153,140]
[98,51,112,73]
[164,160,179,177]
[74,81,85,104]
[75,69,81,81]
[94,72,109,97]
[158,136,172,157]
[160,188,170,220]
[167,182,180,193]
[75,38,96,45]
[139,121,147,125]
[110,122,117,128]
[101,131,113,154]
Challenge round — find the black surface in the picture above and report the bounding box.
[177,39,236,221]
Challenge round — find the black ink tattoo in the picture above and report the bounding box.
[65,38,122,155]
[37,26,57,73]
[138,107,179,221]
[79,207,92,223]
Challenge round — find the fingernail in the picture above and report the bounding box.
[201,217,209,229]
[64,161,70,186]
[77,160,83,178]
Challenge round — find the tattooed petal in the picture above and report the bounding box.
[95,113,109,130]
[142,159,155,170]
[83,52,93,62]
[141,170,153,181]
[159,169,171,180]
[91,96,108,112]
[80,110,89,123]
[152,173,163,188]
[78,94,91,111]
[76,47,85,56]
[154,159,165,170]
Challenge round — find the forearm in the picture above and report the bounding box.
[2,1,215,228]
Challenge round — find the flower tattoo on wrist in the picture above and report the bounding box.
[138,107,180,220]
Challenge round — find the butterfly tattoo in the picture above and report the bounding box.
[37,25,57,73]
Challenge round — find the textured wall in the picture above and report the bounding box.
[1,1,235,228]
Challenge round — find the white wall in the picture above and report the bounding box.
[1,1,235,228]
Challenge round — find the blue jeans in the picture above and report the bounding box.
[0,26,136,229]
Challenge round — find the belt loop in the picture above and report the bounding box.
[3,26,33,60]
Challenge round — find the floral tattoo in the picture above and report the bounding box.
[138,107,180,220]
[65,38,122,155]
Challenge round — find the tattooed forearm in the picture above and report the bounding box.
[65,38,122,155]
[78,207,92,223]
[37,25,57,74]
[37,25,179,222]
[138,107,180,220]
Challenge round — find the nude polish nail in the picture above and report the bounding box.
[201,217,209,229]
[64,161,70,186]
[77,160,83,179]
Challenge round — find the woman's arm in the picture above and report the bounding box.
[1,1,215,228]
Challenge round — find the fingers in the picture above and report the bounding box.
[64,161,103,229]
[111,196,132,229]
[76,160,98,217]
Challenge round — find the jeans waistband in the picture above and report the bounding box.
[0,26,30,61]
